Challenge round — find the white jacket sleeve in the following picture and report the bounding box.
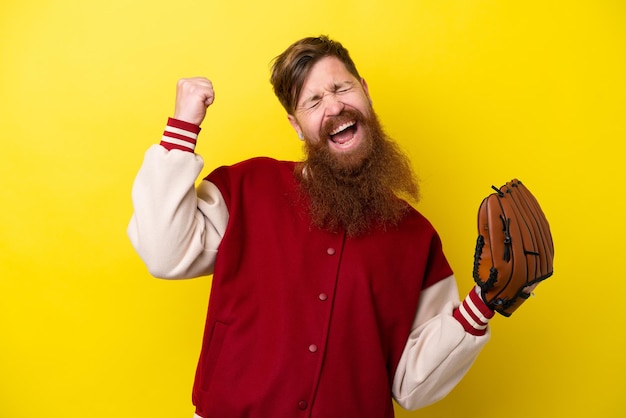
[393,276,493,410]
[127,144,229,279]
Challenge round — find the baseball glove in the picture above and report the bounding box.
[473,179,554,316]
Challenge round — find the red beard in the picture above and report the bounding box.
[296,108,420,236]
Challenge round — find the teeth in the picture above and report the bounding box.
[330,121,355,136]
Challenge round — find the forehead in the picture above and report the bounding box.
[300,56,358,93]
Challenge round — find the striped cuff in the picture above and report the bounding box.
[453,287,494,336]
[160,118,201,152]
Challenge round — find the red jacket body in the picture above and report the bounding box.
[192,157,452,418]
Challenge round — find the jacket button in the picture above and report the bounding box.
[308,344,318,353]
[326,247,336,255]
[298,400,308,410]
[318,293,328,301]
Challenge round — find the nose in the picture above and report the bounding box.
[324,94,345,116]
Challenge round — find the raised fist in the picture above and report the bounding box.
[173,77,215,126]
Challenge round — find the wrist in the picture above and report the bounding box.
[160,118,201,152]
[453,286,495,336]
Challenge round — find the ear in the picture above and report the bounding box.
[360,78,372,105]
[287,114,303,139]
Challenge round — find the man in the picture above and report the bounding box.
[128,36,497,418]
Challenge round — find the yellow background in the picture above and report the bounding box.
[1,0,624,417]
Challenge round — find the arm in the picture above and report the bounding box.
[127,78,229,279]
[392,277,494,410]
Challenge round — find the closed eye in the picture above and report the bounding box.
[299,94,322,111]
[334,83,353,94]
[305,99,321,110]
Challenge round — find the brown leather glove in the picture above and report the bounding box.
[473,179,554,316]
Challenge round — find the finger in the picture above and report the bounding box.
[204,92,215,107]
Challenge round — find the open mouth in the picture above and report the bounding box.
[329,120,357,146]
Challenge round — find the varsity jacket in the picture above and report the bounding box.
[128,118,494,418]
